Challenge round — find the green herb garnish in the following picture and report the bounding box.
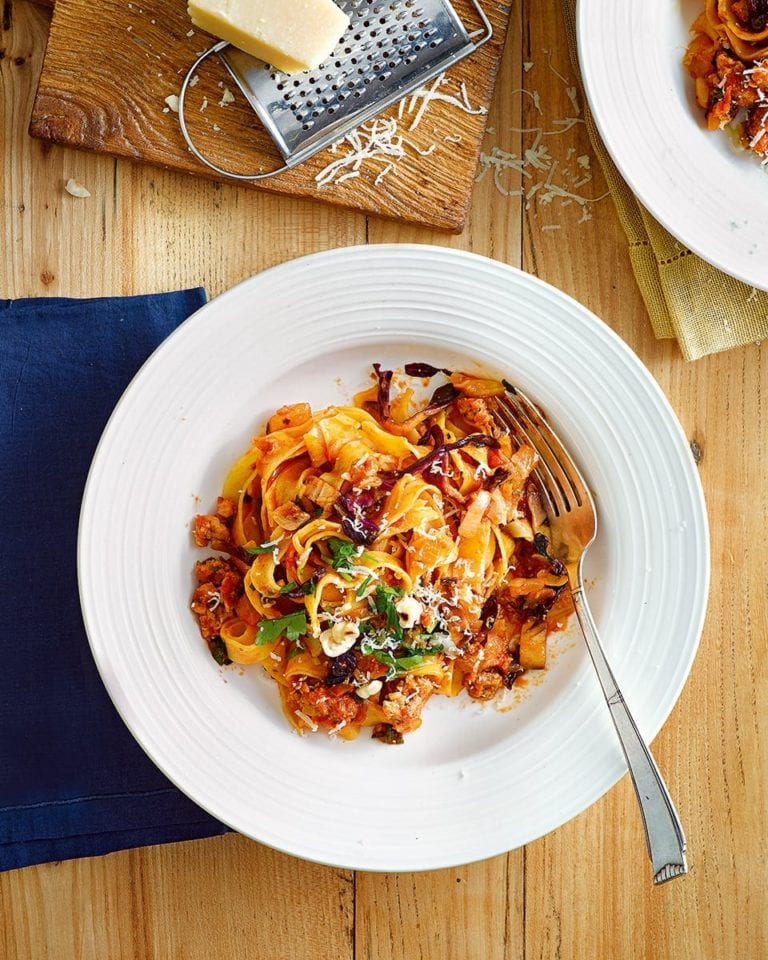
[373,584,405,642]
[404,641,445,656]
[255,610,308,646]
[359,629,394,656]
[245,541,278,556]
[209,636,232,666]
[373,650,427,679]
[327,536,358,571]
[356,574,374,598]
[300,579,316,596]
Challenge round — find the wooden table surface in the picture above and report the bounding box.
[2,1,766,957]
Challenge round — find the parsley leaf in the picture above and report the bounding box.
[255,611,308,646]
[360,629,394,656]
[245,542,278,556]
[209,636,232,666]
[355,574,374,598]
[373,650,427,679]
[279,581,297,594]
[373,584,405,642]
[327,536,358,571]
[300,580,316,596]
[404,641,445,656]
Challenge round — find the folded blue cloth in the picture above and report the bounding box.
[0,291,228,872]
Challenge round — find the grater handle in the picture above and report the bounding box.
[178,42,293,181]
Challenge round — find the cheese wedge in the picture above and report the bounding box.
[188,0,350,75]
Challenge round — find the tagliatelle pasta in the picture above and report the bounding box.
[190,364,573,743]
[685,0,768,161]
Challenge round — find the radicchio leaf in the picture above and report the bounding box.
[372,363,393,420]
[404,433,500,476]
[404,362,453,378]
[532,532,566,576]
[376,471,399,492]
[338,490,375,514]
[341,515,379,545]
[336,490,380,545]
[480,595,498,631]
[482,467,509,491]
[429,382,460,407]
[419,422,445,448]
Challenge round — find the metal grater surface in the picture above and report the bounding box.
[219,0,478,167]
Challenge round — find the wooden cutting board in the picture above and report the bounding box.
[29,0,511,231]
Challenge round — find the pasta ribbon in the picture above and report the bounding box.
[190,365,574,743]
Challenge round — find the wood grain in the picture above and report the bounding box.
[29,0,511,231]
[4,0,768,957]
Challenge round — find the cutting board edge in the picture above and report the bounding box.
[26,106,470,233]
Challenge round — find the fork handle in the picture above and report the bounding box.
[571,585,688,885]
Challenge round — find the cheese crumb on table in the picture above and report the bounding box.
[218,86,235,107]
[187,0,350,75]
[64,179,90,198]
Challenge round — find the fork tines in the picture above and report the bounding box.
[493,388,588,519]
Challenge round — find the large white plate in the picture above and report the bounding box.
[578,0,768,290]
[79,246,709,871]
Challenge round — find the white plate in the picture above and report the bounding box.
[79,246,709,871]
[578,0,768,290]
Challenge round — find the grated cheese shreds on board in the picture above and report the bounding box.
[315,73,486,188]
[476,59,608,226]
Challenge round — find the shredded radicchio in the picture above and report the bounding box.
[336,490,380,545]
[404,362,453,378]
[480,595,498,631]
[341,515,379,545]
[376,471,399,492]
[372,363,393,420]
[533,532,566,576]
[339,490,375,513]
[482,467,509,491]
[404,433,500,476]
[419,422,445,448]
[428,382,460,408]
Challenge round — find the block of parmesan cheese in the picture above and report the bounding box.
[188,0,350,75]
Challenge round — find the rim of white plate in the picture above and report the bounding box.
[78,245,709,872]
[578,0,768,291]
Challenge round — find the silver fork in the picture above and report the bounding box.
[494,386,688,885]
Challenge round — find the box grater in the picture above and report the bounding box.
[178,0,491,180]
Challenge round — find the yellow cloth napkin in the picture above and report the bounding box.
[562,0,768,360]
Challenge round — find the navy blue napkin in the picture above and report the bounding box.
[0,291,228,872]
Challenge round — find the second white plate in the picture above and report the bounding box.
[79,246,709,871]
[579,0,768,290]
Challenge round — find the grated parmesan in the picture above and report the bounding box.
[476,58,608,227]
[294,710,318,732]
[315,73,485,188]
